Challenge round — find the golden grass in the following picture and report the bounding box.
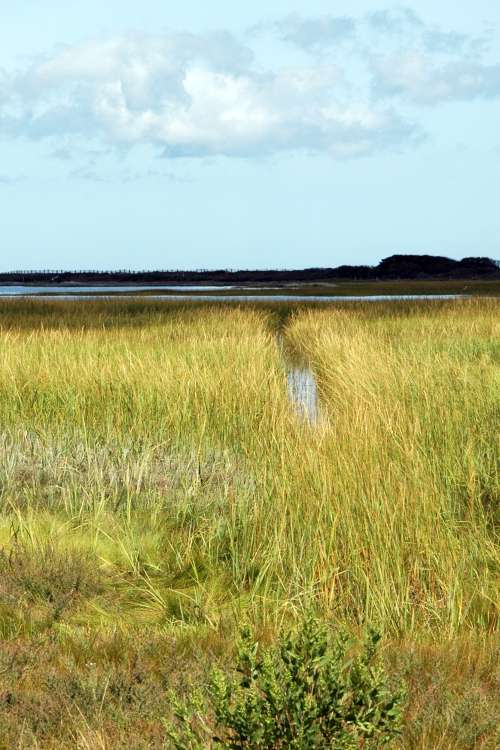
[285,299,499,633]
[0,297,498,748]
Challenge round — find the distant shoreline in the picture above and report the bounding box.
[1,254,498,287]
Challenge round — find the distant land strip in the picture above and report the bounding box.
[2,255,499,285]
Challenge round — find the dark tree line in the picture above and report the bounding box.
[1,255,498,285]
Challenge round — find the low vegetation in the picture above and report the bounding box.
[0,297,498,748]
[166,616,404,749]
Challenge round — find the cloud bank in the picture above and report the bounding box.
[0,7,498,161]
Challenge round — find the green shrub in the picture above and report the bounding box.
[164,615,405,749]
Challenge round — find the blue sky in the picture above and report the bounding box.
[1,1,499,270]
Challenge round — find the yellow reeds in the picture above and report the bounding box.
[0,297,498,747]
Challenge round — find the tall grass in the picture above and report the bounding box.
[285,299,499,633]
[0,297,498,748]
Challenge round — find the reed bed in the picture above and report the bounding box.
[0,297,498,748]
[285,299,499,633]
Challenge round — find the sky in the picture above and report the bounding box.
[1,1,499,270]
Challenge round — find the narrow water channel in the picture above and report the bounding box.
[278,332,321,425]
[287,366,320,424]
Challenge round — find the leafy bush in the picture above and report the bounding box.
[165,616,405,749]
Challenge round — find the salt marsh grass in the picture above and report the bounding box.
[0,297,498,748]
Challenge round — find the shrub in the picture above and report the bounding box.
[164,615,405,749]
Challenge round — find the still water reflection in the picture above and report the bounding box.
[0,287,466,303]
[287,366,320,424]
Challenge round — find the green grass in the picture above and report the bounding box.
[0,297,498,748]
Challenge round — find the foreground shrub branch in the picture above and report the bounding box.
[165,615,405,749]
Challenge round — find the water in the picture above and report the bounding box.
[287,366,320,424]
[278,332,321,425]
[0,284,236,296]
[0,286,467,303]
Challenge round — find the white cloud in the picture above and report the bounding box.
[0,30,420,160]
[251,9,499,108]
[371,54,500,105]
[70,164,188,183]
[0,9,498,164]
[367,7,423,35]
[266,14,356,52]
[270,7,484,57]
